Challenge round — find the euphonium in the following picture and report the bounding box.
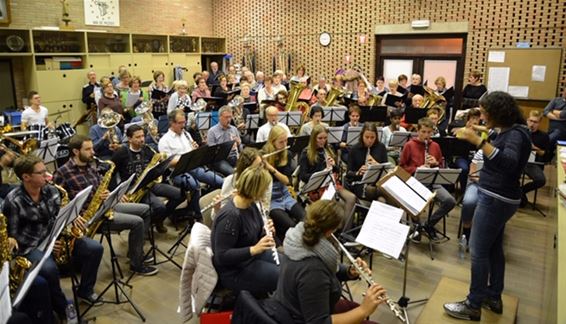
[285,80,306,112]
[422,85,447,122]
[127,146,165,203]
[324,86,344,107]
[136,101,160,144]
[0,135,39,156]
[85,158,116,238]
[98,110,122,145]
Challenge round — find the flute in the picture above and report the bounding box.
[259,202,280,266]
[200,190,236,214]
[262,145,290,159]
[330,234,406,323]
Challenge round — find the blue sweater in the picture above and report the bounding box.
[478,124,531,201]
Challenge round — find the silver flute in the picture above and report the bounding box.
[259,202,280,266]
[330,234,406,323]
[200,191,235,214]
[262,145,290,159]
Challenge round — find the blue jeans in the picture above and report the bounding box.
[461,182,479,225]
[190,166,224,189]
[455,157,471,193]
[16,275,55,324]
[172,172,203,218]
[467,190,517,308]
[548,127,566,148]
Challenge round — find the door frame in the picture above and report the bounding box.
[374,33,467,109]
[0,59,17,111]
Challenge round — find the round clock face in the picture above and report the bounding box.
[319,32,331,47]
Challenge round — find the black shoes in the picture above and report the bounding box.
[131,265,159,276]
[443,300,481,321]
[78,293,103,306]
[520,193,528,208]
[482,297,503,314]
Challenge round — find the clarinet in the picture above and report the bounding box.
[424,139,429,167]
[362,146,371,198]
[330,234,406,323]
[258,202,280,266]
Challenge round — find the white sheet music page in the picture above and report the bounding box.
[367,200,405,223]
[381,176,425,215]
[355,202,410,259]
[321,182,336,201]
[406,176,433,200]
[1,262,12,324]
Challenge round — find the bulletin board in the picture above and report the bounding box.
[485,48,562,100]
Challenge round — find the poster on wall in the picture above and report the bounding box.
[0,0,11,25]
[84,0,120,27]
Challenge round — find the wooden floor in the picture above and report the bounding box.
[61,166,558,324]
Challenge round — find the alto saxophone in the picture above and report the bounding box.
[128,145,165,203]
[0,213,32,297]
[85,158,116,237]
[52,182,80,267]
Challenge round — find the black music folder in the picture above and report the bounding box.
[171,141,234,178]
[127,155,174,195]
[409,85,425,96]
[151,88,174,100]
[260,99,277,106]
[384,93,407,107]
[288,135,310,155]
[359,106,388,123]
[377,90,387,96]
[404,107,429,124]
[441,87,455,102]
[245,140,266,149]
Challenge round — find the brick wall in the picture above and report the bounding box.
[7,0,213,35]
[212,0,566,94]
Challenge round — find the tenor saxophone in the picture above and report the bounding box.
[85,158,116,237]
[52,182,80,267]
[128,145,164,203]
[0,213,32,297]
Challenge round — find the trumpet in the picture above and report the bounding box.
[259,202,280,266]
[262,146,290,159]
[330,234,406,322]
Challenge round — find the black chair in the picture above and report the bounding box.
[231,291,279,324]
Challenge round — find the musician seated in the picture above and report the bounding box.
[191,77,211,103]
[427,107,446,137]
[168,80,193,115]
[256,106,292,143]
[114,69,131,94]
[21,91,50,131]
[313,76,331,93]
[381,109,406,161]
[82,70,100,111]
[399,117,456,242]
[346,123,388,201]
[257,75,276,109]
[450,108,483,193]
[211,166,281,296]
[240,82,257,103]
[310,88,327,107]
[253,71,265,92]
[213,75,230,97]
[375,75,389,94]
[272,200,385,324]
[231,97,251,144]
[381,80,405,111]
[272,71,286,94]
[339,105,364,163]
[274,90,288,112]
[159,110,223,196]
[0,150,17,204]
[89,108,124,160]
[120,75,148,123]
[299,125,356,224]
[355,82,370,106]
[54,135,157,276]
[521,110,550,207]
[461,71,487,110]
[207,105,242,176]
[112,125,187,233]
[298,106,329,137]
[207,61,222,86]
[242,71,257,90]
[397,74,409,93]
[148,71,170,120]
[400,94,424,131]
[110,65,127,88]
[262,125,305,243]
[4,155,104,310]
[97,82,124,126]
[297,77,314,103]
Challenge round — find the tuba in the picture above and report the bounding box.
[127,146,165,203]
[422,85,447,123]
[285,80,309,112]
[324,86,344,107]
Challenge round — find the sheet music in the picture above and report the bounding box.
[389,131,416,147]
[528,151,536,163]
[126,93,139,107]
[367,200,404,224]
[360,163,393,184]
[346,126,363,146]
[0,262,11,324]
[246,114,260,129]
[90,174,135,225]
[406,176,434,200]
[321,182,336,201]
[414,168,462,186]
[381,176,426,216]
[327,127,344,144]
[356,202,410,259]
[301,168,332,194]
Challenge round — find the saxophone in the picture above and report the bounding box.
[85,158,116,238]
[0,213,32,297]
[52,182,80,267]
[127,145,165,203]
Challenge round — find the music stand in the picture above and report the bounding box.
[404,108,429,124]
[81,175,146,321]
[321,106,347,124]
[245,114,260,130]
[359,106,388,124]
[34,137,58,165]
[201,96,226,111]
[245,140,266,150]
[351,163,394,187]
[346,126,363,147]
[288,136,310,155]
[277,111,303,128]
[389,131,416,148]
[326,127,344,145]
[196,111,218,132]
[300,168,333,195]
[414,167,461,259]
[431,137,475,162]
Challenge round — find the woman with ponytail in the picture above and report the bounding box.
[272,200,387,324]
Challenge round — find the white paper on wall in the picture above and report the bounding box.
[531,65,546,82]
[487,67,510,92]
[488,51,506,63]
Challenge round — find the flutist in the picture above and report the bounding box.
[211,166,281,296]
[271,200,386,324]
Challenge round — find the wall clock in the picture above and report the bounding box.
[319,32,331,47]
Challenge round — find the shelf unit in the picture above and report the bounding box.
[0,28,225,127]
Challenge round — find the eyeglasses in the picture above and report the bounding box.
[32,169,49,176]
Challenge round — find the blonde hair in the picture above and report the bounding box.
[306,125,334,166]
[435,76,446,88]
[529,110,542,119]
[175,80,188,91]
[236,166,271,201]
[262,125,288,167]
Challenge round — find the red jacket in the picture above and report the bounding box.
[399,138,443,175]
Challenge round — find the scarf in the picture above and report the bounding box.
[284,222,338,273]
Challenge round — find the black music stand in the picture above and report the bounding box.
[196,111,218,133]
[321,106,348,125]
[431,136,475,163]
[243,102,258,114]
[414,167,461,259]
[326,127,344,145]
[389,131,416,148]
[81,176,146,322]
[277,111,303,129]
[404,108,429,124]
[300,168,333,196]
[359,106,387,124]
[34,137,58,165]
[288,136,310,156]
[201,96,226,111]
[384,93,407,107]
[245,140,266,150]
[168,142,234,255]
[245,114,260,141]
[346,127,363,147]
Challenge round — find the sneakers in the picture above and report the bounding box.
[65,303,78,324]
[409,228,422,243]
[131,265,159,276]
[443,299,481,321]
[78,293,103,306]
[144,254,155,264]
[482,297,503,314]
